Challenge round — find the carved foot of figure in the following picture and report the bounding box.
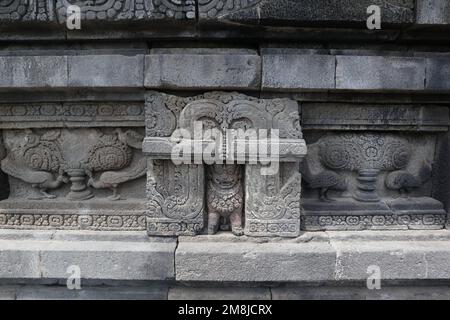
[41,191,57,199]
[231,225,244,236]
[28,189,56,200]
[107,194,122,201]
[230,211,244,236]
[319,189,335,202]
[106,188,123,201]
[207,212,220,235]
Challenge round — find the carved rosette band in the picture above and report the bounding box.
[144,91,307,237]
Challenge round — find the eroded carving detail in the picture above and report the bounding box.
[302,132,446,230]
[56,0,195,21]
[198,0,262,18]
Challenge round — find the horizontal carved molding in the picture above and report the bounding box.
[0,102,144,128]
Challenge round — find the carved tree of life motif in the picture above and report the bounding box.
[318,133,412,202]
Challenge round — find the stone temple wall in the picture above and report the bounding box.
[0,0,450,299]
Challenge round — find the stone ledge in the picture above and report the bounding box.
[0,52,450,93]
[0,230,176,281]
[144,49,261,90]
[176,230,450,282]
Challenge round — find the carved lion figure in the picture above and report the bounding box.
[206,164,244,236]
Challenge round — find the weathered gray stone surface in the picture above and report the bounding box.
[144,49,261,90]
[426,58,450,91]
[272,286,450,300]
[175,234,337,282]
[0,230,176,281]
[0,284,168,300]
[262,50,335,91]
[336,56,426,91]
[68,55,144,88]
[168,287,271,300]
[0,56,67,88]
[176,231,450,282]
[417,0,450,25]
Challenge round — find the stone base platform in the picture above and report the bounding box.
[0,229,449,299]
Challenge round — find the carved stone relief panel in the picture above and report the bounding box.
[146,160,205,236]
[144,91,306,237]
[0,0,54,21]
[0,123,147,230]
[55,0,195,22]
[301,132,447,230]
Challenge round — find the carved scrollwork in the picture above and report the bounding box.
[146,160,204,236]
[0,0,53,21]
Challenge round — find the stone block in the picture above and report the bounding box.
[262,51,335,91]
[336,56,426,91]
[426,58,450,91]
[39,238,176,281]
[144,49,261,90]
[175,235,336,282]
[417,0,450,25]
[168,287,271,300]
[198,0,415,26]
[0,286,18,300]
[68,54,144,88]
[0,56,68,88]
[330,238,450,281]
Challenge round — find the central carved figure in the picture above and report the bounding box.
[206,164,244,236]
